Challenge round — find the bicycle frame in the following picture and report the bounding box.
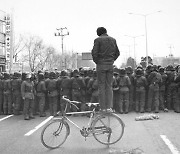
[53,96,120,139]
[41,97,125,149]
[54,110,95,131]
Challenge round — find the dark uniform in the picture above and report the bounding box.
[84,69,93,103]
[144,65,153,110]
[11,72,22,115]
[46,72,58,116]
[166,65,177,110]
[36,73,46,117]
[174,66,180,113]
[126,66,135,112]
[0,73,4,115]
[117,68,131,114]
[44,71,50,111]
[159,67,168,110]
[87,70,99,103]
[71,69,86,111]
[147,65,162,113]
[112,67,119,112]
[58,70,72,113]
[3,73,12,115]
[21,73,36,120]
[134,69,147,113]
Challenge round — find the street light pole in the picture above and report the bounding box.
[124,34,144,68]
[129,11,161,66]
[55,27,69,69]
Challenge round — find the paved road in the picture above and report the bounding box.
[0,111,180,154]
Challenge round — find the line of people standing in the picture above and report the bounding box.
[0,63,179,120]
[0,68,99,120]
[112,64,180,114]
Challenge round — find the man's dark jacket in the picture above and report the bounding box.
[92,34,120,65]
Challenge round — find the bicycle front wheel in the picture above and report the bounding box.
[41,119,69,149]
[92,113,124,145]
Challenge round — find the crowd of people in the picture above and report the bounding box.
[0,68,99,120]
[112,64,180,114]
[0,63,180,120]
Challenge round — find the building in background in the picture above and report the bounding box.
[0,10,6,72]
[77,52,95,69]
[153,55,180,67]
[0,10,15,73]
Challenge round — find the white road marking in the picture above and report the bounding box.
[24,116,53,136]
[0,115,13,122]
[160,135,180,154]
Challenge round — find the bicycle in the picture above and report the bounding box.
[41,96,125,149]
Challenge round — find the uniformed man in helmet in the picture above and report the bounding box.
[134,68,147,113]
[159,67,168,111]
[166,65,177,110]
[174,65,180,113]
[126,66,135,112]
[112,67,119,112]
[71,69,86,112]
[146,65,162,113]
[46,71,58,116]
[3,73,12,115]
[11,72,22,115]
[21,73,36,120]
[0,73,4,115]
[117,68,131,114]
[57,70,72,113]
[36,73,46,117]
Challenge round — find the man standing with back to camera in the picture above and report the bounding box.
[91,27,120,111]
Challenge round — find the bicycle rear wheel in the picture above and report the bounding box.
[92,112,124,145]
[41,119,69,149]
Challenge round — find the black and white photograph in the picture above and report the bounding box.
[0,0,180,153]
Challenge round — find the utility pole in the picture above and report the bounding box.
[129,10,161,66]
[124,34,144,68]
[55,27,69,69]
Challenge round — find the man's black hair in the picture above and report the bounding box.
[96,27,107,36]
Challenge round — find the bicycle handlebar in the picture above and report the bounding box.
[61,96,79,110]
[61,96,99,112]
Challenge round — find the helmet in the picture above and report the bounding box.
[159,67,165,73]
[113,67,119,75]
[136,65,143,70]
[60,70,68,77]
[166,65,175,71]
[38,70,43,74]
[136,69,142,76]
[49,71,56,79]
[87,69,93,77]
[125,66,133,74]
[152,65,158,72]
[119,68,126,76]
[73,69,79,77]
[22,72,27,80]
[175,65,180,73]
[93,70,97,77]
[26,73,32,79]
[0,73,3,79]
[13,72,18,79]
[44,71,49,79]
[38,73,44,81]
[3,72,10,80]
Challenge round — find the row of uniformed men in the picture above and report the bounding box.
[1,63,180,119]
[0,69,99,120]
[112,64,180,114]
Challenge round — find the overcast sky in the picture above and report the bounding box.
[1,0,180,66]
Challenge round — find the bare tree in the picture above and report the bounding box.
[13,34,25,62]
[19,34,77,72]
[22,35,46,72]
[43,46,57,71]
